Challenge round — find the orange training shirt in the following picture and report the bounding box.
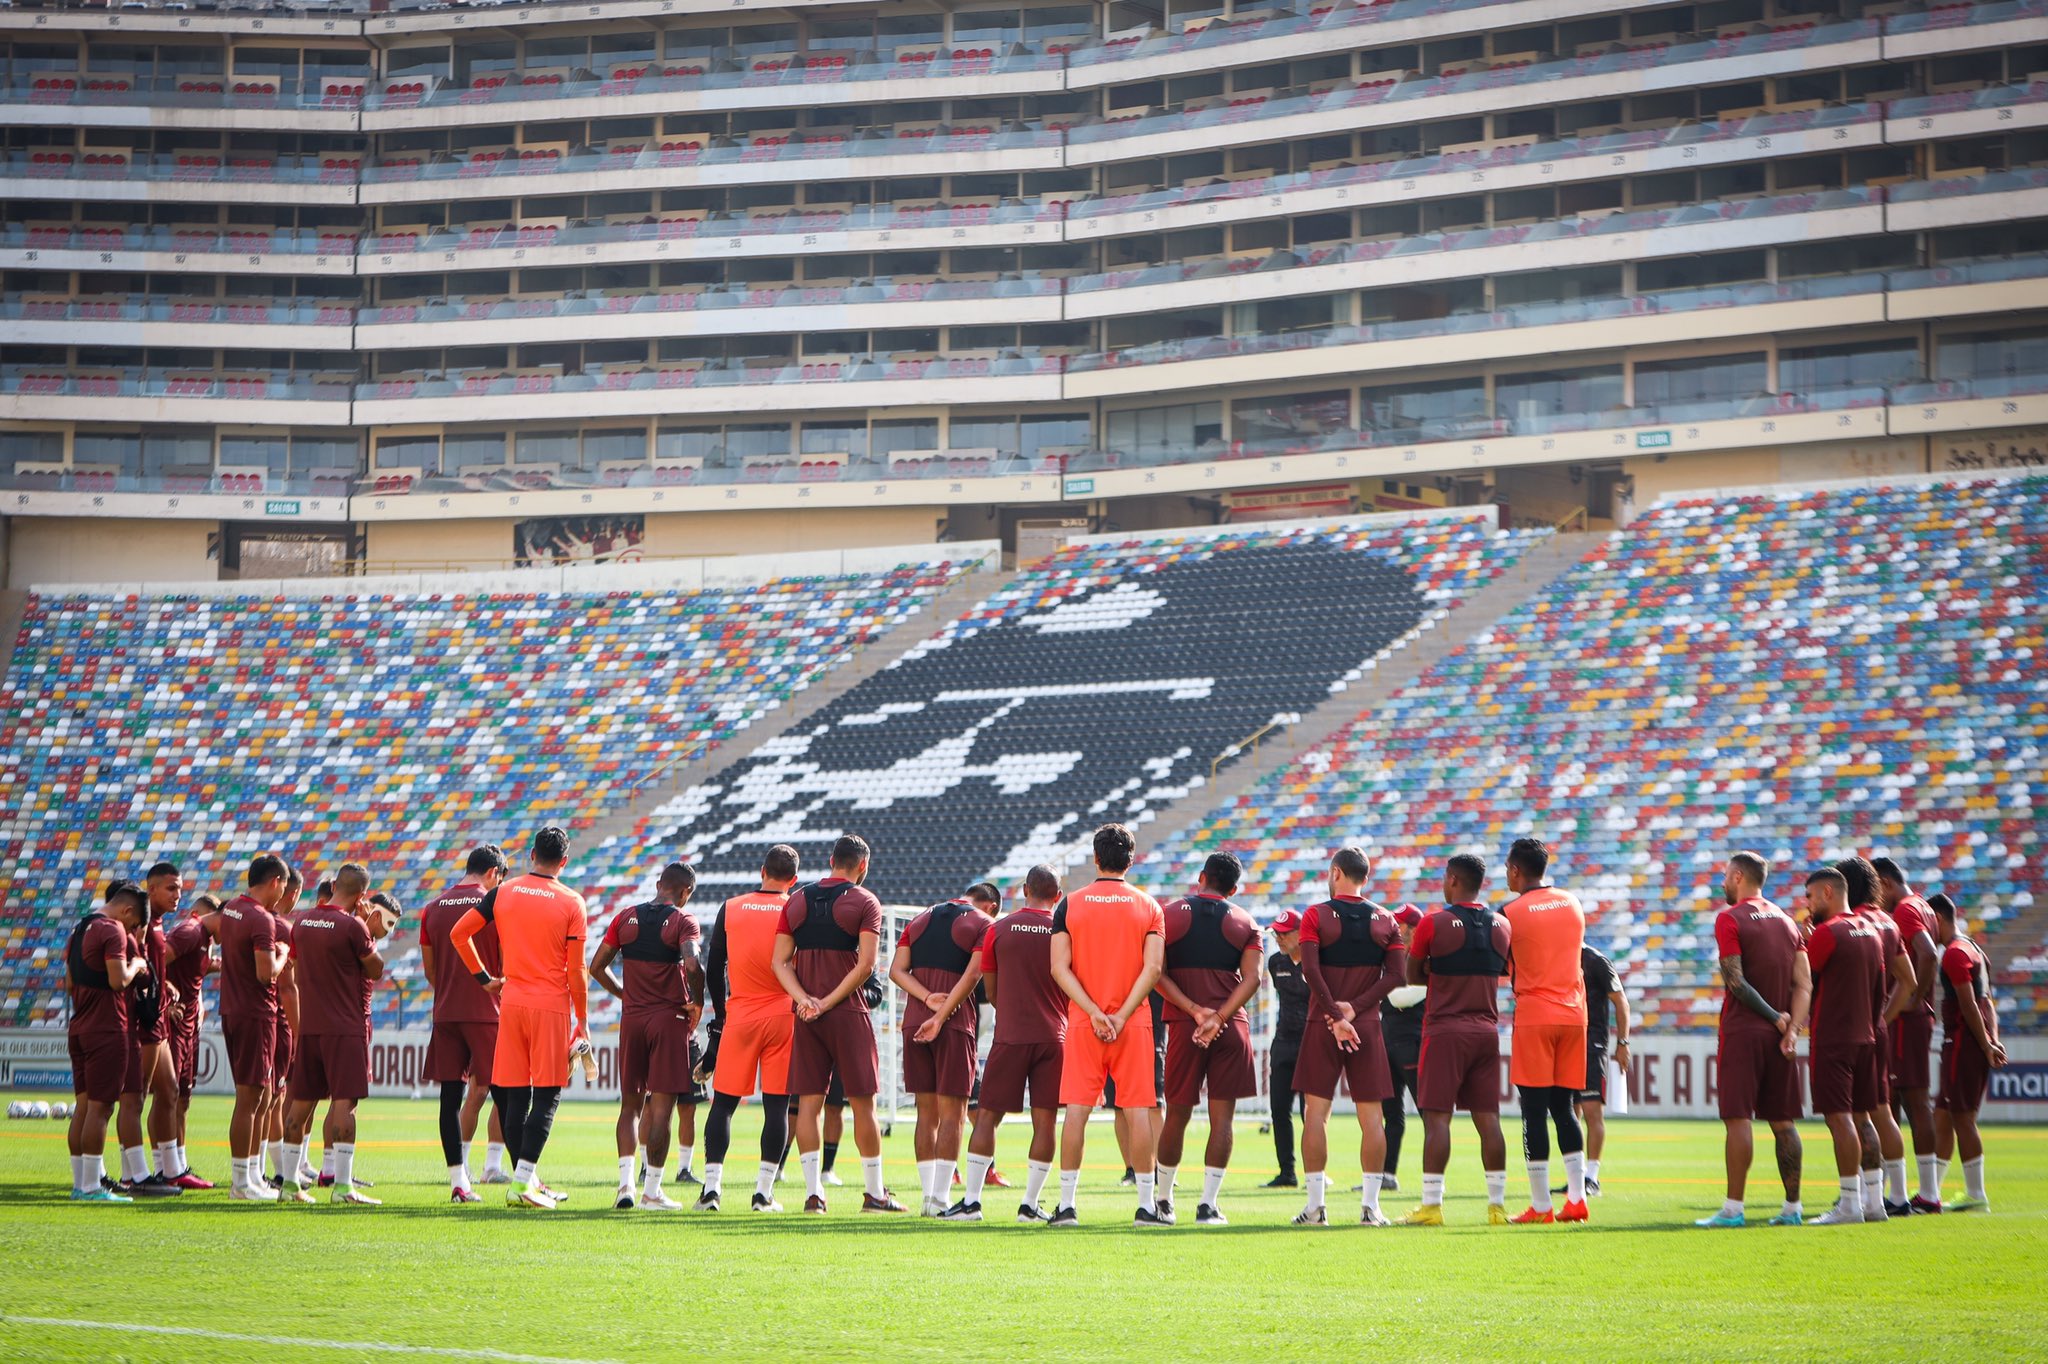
[1499,883,1588,1026]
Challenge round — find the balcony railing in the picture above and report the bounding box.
[1,369,351,401]
[356,275,1065,327]
[355,350,1070,402]
[0,467,353,498]
[3,296,354,327]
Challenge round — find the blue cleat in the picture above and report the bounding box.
[1766,1209,1804,1226]
[1694,1211,1745,1228]
[70,1187,132,1203]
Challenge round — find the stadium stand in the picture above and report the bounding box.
[1152,475,2048,1032]
[588,513,1546,915]
[0,561,973,1027]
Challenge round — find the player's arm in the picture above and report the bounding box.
[702,911,729,1019]
[589,940,625,1002]
[449,898,500,993]
[816,929,878,1013]
[1947,951,2005,1064]
[914,957,984,1044]
[1152,969,1208,1026]
[359,944,386,982]
[681,946,705,1024]
[277,959,299,1034]
[1403,915,1436,987]
[1357,941,1407,1015]
[1907,927,1938,1012]
[1610,981,1631,1062]
[1298,935,1343,1018]
[565,929,589,1036]
[770,931,815,1014]
[1196,942,1264,1046]
[1111,932,1165,1028]
[1782,952,1813,1055]
[1720,954,1788,1030]
[106,941,148,990]
[1049,925,1110,1035]
[887,936,939,1012]
[419,939,436,996]
[1881,945,1917,1024]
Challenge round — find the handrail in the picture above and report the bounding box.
[1212,718,1288,783]
[1552,507,1589,533]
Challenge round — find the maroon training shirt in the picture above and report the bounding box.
[603,902,699,1015]
[1298,896,1406,1023]
[133,923,170,1044]
[1806,911,1884,1048]
[900,901,995,1037]
[1160,892,1262,1020]
[290,906,376,1037]
[1410,904,1512,1034]
[215,893,279,1024]
[979,907,1065,1045]
[68,915,132,1035]
[162,915,211,1031]
[421,880,501,1024]
[1891,894,1937,1020]
[777,878,884,1012]
[1713,896,1801,1037]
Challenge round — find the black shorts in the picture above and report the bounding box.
[1580,1043,1608,1104]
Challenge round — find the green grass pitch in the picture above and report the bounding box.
[0,1095,2043,1362]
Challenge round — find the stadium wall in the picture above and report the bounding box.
[7,517,213,588]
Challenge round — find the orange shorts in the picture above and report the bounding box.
[1510,1022,1588,1090]
[492,1003,572,1087]
[1059,1009,1156,1109]
[713,1005,793,1099]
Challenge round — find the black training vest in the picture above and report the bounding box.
[910,900,977,975]
[790,881,860,952]
[1431,904,1507,976]
[66,912,114,991]
[618,901,685,965]
[1310,899,1391,969]
[1164,894,1244,972]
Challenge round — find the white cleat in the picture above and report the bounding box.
[614,1186,636,1211]
[230,1182,280,1202]
[822,1170,844,1187]
[638,1192,685,1211]
[1809,1202,1866,1226]
[477,1169,512,1185]
[921,1196,946,1218]
[331,1186,381,1207]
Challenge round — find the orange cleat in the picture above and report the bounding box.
[1558,1199,1589,1223]
[1509,1206,1555,1224]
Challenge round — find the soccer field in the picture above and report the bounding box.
[1,1098,2042,1363]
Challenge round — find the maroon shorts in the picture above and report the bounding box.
[1716,1028,1802,1123]
[1291,1016,1393,1104]
[1889,1014,1934,1092]
[1869,1022,1891,1108]
[789,1006,879,1099]
[68,1029,128,1105]
[121,1032,148,1096]
[902,1026,977,1098]
[424,1019,498,1086]
[1162,1014,1259,1107]
[1938,1037,1991,1114]
[978,1039,1062,1112]
[222,1012,276,1089]
[620,1010,697,1096]
[288,1031,370,1102]
[172,1023,200,1099]
[1416,1028,1501,1114]
[272,1015,294,1090]
[1809,1040,1880,1115]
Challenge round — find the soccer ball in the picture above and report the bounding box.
[5,1102,22,1119]
[27,1102,50,1119]
[51,1101,71,1119]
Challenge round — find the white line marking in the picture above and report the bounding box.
[0,1315,624,1364]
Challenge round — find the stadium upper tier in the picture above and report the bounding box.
[0,557,971,1027]
[1150,474,2048,1033]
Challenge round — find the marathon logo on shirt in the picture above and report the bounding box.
[298,917,341,930]
[1837,915,1881,941]
[221,907,244,921]
[1009,923,1053,936]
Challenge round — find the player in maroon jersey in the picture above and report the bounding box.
[1871,857,1942,1211]
[1836,856,1916,1220]
[161,890,219,1188]
[109,862,184,1197]
[203,854,294,1200]
[889,882,999,1215]
[260,866,307,1189]
[281,863,386,1205]
[591,861,704,1211]
[1929,893,2004,1211]
[64,881,149,1202]
[1152,852,1263,1227]
[421,845,511,1199]
[1696,851,1810,1228]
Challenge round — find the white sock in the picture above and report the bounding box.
[1135,1171,1156,1214]
[1934,1156,1951,1195]
[1883,1158,1908,1203]
[175,1142,189,1175]
[1781,1199,1801,1218]
[861,1155,885,1200]
[514,1158,536,1188]
[1304,1170,1329,1211]
[916,1159,936,1201]
[155,1141,178,1177]
[1024,1159,1052,1209]
[701,1162,724,1196]
[1422,1173,1444,1207]
[1860,1167,1883,1216]
[618,1155,636,1189]
[1526,1160,1551,1212]
[280,1141,304,1187]
[1719,1197,1744,1219]
[320,1144,334,1178]
[1916,1154,1938,1202]
[86,1153,106,1192]
[333,1142,355,1191]
[643,1165,664,1201]
[460,1141,472,1175]
[1202,1165,1226,1208]
[1484,1169,1507,1207]
[676,1145,693,1176]
[1360,1171,1381,1213]
[70,1154,87,1193]
[756,1160,779,1199]
[1839,1173,1861,1209]
[449,1163,471,1191]
[1156,1163,1177,1201]
[263,1140,282,1178]
[934,1160,955,1202]
[1586,1157,1601,1183]
[230,1156,249,1191]
[1963,1156,1986,1201]
[1058,1168,1080,1211]
[801,1150,823,1199]
[1564,1150,1586,1203]
[121,1145,146,1182]
[965,1152,994,1203]
[486,1142,506,1174]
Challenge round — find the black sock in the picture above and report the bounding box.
[1381,1094,1404,1176]
[492,1085,531,1169]
[438,1082,465,1168]
[1549,1087,1584,1157]
[821,1139,840,1173]
[759,1093,789,1166]
[704,1092,739,1167]
[523,1087,562,1168]
[1517,1085,1552,1164]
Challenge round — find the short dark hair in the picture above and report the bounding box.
[1093,823,1136,873]
[1835,856,1879,907]
[1928,892,1957,921]
[660,861,698,898]
[1446,853,1487,898]
[335,863,369,898]
[285,865,305,890]
[1507,837,1550,882]
[762,844,799,883]
[315,879,335,903]
[145,861,179,880]
[1870,856,1906,886]
[830,834,870,872]
[466,845,507,877]
[1024,865,1061,902]
[1806,867,1848,894]
[1729,850,1770,888]
[102,878,144,911]
[966,881,1001,907]
[369,890,401,916]
[1331,846,1371,884]
[191,892,221,914]
[532,826,570,865]
[248,854,288,888]
[1201,852,1242,896]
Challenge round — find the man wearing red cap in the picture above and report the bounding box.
[1262,909,1308,1189]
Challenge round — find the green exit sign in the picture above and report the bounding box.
[265,499,302,515]
[1635,430,1673,450]
[1064,477,1095,497]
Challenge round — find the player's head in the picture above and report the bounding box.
[1393,904,1424,945]
[315,878,335,905]
[333,862,370,907]
[1197,852,1242,897]
[1443,853,1487,903]
[1023,864,1061,907]
[102,878,146,930]
[659,860,697,903]
[247,853,291,907]
[1092,822,1135,875]
[761,843,800,890]
[367,890,402,939]
[1504,837,1549,893]
[1804,867,1849,920]
[1328,845,1370,896]
[831,834,871,883]
[1834,855,1879,909]
[1271,908,1302,953]
[144,860,182,918]
[1724,850,1770,905]
[466,843,509,890]
[965,881,1001,911]
[531,825,570,872]
[279,864,305,915]
[1870,856,1908,908]
[1928,892,1959,944]
[190,892,221,917]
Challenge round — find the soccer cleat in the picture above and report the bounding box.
[1153,1198,1176,1226]
[100,1175,119,1191]
[1016,1203,1049,1224]
[1398,1205,1443,1227]
[284,1184,317,1205]
[614,1186,636,1211]
[477,1169,512,1185]
[986,1169,1013,1189]
[537,1183,568,1204]
[1882,1198,1913,1219]
[1046,1205,1079,1227]
[169,1171,214,1191]
[1909,1196,1943,1215]
[71,1186,133,1203]
[1863,1199,1889,1223]
[450,1187,483,1204]
[750,1193,781,1214]
[1694,1211,1746,1228]
[1261,1173,1299,1189]
[508,1186,556,1210]
[352,1175,376,1188]
[675,1168,702,1187]
[1510,1206,1554,1225]
[1118,1168,1136,1187]
[1133,1206,1171,1229]
[229,1182,279,1202]
[861,1191,908,1214]
[1558,1199,1589,1224]
[638,1191,686,1211]
[920,1196,945,1219]
[1943,1194,1989,1213]
[298,1166,321,1186]
[803,1194,829,1215]
[1809,1202,1865,1225]
[1585,1176,1601,1197]
[821,1170,844,1187]
[332,1187,381,1207]
[1766,1209,1804,1227]
[940,1199,984,1222]
[1359,1206,1392,1228]
[266,1174,285,1191]
[1487,1204,1511,1226]
[129,1173,182,1198]
[1291,1206,1328,1227]
[1380,1174,1400,1194]
[696,1190,721,1212]
[1195,1203,1227,1227]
